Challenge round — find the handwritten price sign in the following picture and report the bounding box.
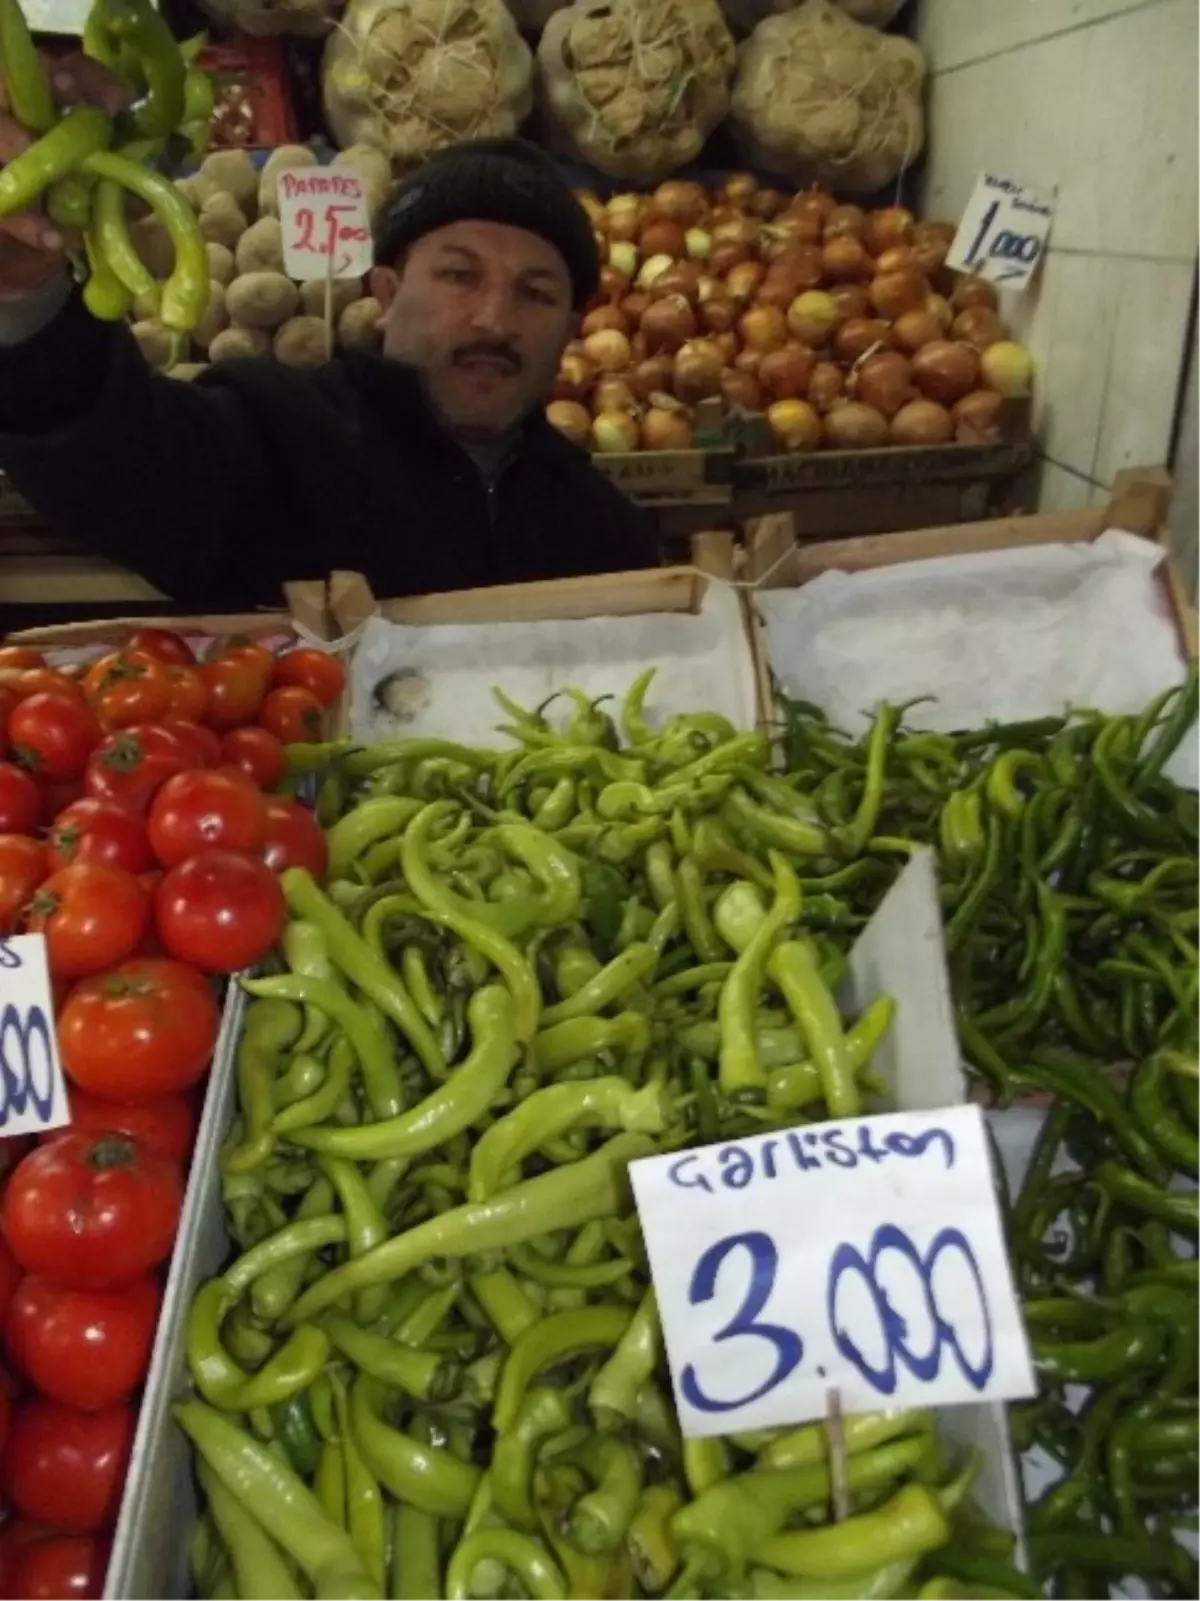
[0,936,68,1137]
[277,168,373,282]
[632,1104,1035,1437]
[945,173,1054,291]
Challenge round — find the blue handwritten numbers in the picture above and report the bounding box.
[0,936,67,1135]
[681,1232,803,1414]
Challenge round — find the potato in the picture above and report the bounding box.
[176,174,220,212]
[226,271,298,330]
[258,145,318,219]
[331,143,392,222]
[199,150,259,214]
[298,277,362,318]
[205,241,236,287]
[131,216,174,278]
[167,362,210,381]
[198,193,248,250]
[236,217,284,276]
[131,319,172,369]
[274,316,332,367]
[337,296,381,350]
[208,327,271,363]
[191,281,228,349]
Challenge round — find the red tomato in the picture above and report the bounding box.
[161,718,221,767]
[259,685,324,743]
[84,725,191,814]
[0,647,45,670]
[6,1275,161,1410]
[0,685,18,749]
[155,850,285,974]
[125,628,195,667]
[0,762,41,834]
[0,1520,50,1597]
[9,695,103,782]
[2,1397,134,1532]
[38,778,83,826]
[57,959,218,1101]
[0,1236,20,1328]
[9,1532,110,1600]
[11,670,86,704]
[46,1086,196,1163]
[163,666,209,723]
[46,798,153,876]
[220,726,285,789]
[198,658,265,730]
[210,640,275,683]
[83,651,171,731]
[3,1131,183,1287]
[147,769,266,869]
[0,1370,10,1469]
[270,647,346,707]
[25,863,148,978]
[0,836,45,933]
[261,797,328,877]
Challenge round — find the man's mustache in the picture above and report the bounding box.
[452,342,522,373]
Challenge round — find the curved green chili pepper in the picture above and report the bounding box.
[350,1375,479,1519]
[493,1303,632,1434]
[81,149,208,333]
[491,1387,573,1530]
[446,1528,566,1601]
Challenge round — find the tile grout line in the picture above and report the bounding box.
[925,0,1172,77]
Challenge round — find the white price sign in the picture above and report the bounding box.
[632,1103,1035,1437]
[0,936,69,1138]
[945,173,1054,290]
[277,167,373,282]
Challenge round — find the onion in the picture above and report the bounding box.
[734,346,763,376]
[712,215,759,251]
[575,190,606,229]
[951,274,1000,312]
[891,398,954,446]
[869,270,927,320]
[834,316,891,364]
[787,290,840,346]
[641,405,693,450]
[911,340,979,405]
[651,262,702,301]
[824,203,866,240]
[874,245,920,277]
[757,271,802,312]
[788,188,834,228]
[640,217,687,259]
[749,187,788,220]
[636,253,675,291]
[583,328,632,373]
[709,241,751,277]
[767,399,821,453]
[725,260,767,302]
[807,361,845,413]
[891,307,943,354]
[552,350,596,402]
[830,284,871,322]
[640,294,695,353]
[913,221,955,275]
[628,332,647,363]
[620,291,651,324]
[738,303,788,353]
[591,410,638,453]
[598,264,630,300]
[863,205,914,256]
[980,340,1034,397]
[722,173,758,207]
[606,195,644,242]
[926,293,954,331]
[953,389,1005,444]
[629,355,675,401]
[758,342,817,401]
[699,294,738,334]
[696,274,721,303]
[607,240,638,279]
[822,237,871,283]
[582,303,629,338]
[852,349,913,417]
[760,216,821,258]
[823,401,889,450]
[951,306,1006,350]
[546,399,591,445]
[674,339,726,404]
[773,243,823,289]
[685,228,712,261]
[652,179,708,227]
[721,368,763,411]
[712,330,739,363]
[594,375,638,414]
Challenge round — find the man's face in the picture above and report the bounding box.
[370,219,575,441]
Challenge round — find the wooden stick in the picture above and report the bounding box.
[824,1388,850,1523]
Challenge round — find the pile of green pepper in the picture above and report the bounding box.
[177,677,1029,1601]
[0,0,209,333]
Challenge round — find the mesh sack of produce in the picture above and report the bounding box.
[537,0,736,183]
[323,0,534,168]
[730,0,925,192]
[200,0,337,39]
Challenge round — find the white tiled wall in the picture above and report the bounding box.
[917,0,1198,540]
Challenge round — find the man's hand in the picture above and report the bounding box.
[0,54,123,297]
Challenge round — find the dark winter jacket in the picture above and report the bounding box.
[0,291,657,609]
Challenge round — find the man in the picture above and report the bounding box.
[0,107,657,608]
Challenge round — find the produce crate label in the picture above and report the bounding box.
[0,935,69,1137]
[743,435,1034,492]
[278,168,373,281]
[945,173,1054,290]
[632,1102,1036,1436]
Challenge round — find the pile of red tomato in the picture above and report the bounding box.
[0,626,344,1599]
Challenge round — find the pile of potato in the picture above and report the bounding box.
[130,145,392,376]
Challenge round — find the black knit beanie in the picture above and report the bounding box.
[375,138,600,309]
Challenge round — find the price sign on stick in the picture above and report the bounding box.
[945,173,1054,290]
[631,1103,1035,1437]
[277,167,373,282]
[0,936,69,1137]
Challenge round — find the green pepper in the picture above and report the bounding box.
[0,0,55,131]
[491,1387,572,1530]
[757,1482,949,1579]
